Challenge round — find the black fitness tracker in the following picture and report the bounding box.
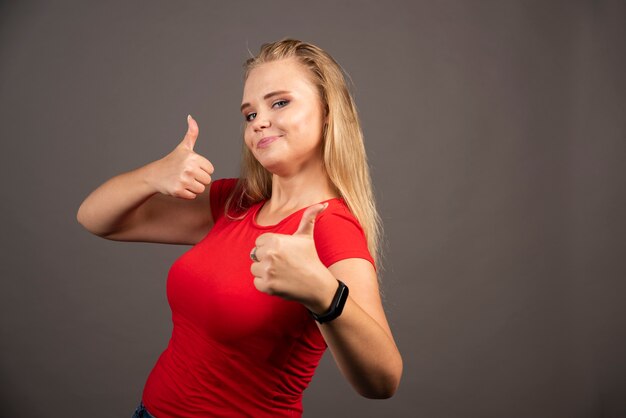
[310,279,349,324]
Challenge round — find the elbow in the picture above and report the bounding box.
[76,207,87,230]
[76,204,84,225]
[76,206,94,234]
[76,208,91,233]
[361,387,398,400]
[358,357,403,399]
[76,202,93,231]
[359,377,401,399]
[76,205,109,238]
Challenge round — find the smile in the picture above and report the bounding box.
[257,136,282,149]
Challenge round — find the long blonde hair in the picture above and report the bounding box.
[226,38,382,268]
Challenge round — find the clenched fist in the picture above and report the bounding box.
[148,115,215,199]
[250,203,338,314]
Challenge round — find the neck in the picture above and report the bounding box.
[267,161,339,212]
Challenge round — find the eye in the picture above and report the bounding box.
[273,99,289,108]
[244,100,289,122]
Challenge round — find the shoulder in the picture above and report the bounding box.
[209,178,239,222]
[315,199,364,231]
[313,199,375,269]
[210,178,238,196]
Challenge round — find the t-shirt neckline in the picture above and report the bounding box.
[250,197,342,230]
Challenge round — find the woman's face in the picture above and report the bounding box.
[241,57,326,176]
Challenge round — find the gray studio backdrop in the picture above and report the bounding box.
[1,1,625,417]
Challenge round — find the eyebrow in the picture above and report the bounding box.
[240,90,291,113]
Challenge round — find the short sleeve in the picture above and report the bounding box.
[209,178,238,223]
[313,203,376,271]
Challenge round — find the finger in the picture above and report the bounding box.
[197,155,215,175]
[181,114,199,150]
[174,188,198,200]
[253,277,267,293]
[249,246,259,263]
[252,245,269,261]
[252,273,275,295]
[185,178,208,195]
[293,202,328,236]
[250,261,265,278]
[192,167,212,186]
[254,233,273,247]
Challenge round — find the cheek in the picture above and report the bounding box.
[277,109,321,138]
[243,128,254,148]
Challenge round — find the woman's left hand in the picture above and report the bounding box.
[250,203,338,313]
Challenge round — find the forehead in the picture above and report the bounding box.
[242,58,317,103]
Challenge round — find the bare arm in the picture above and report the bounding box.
[76,115,216,245]
[314,259,402,398]
[251,204,402,398]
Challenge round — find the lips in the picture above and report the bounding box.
[257,135,281,149]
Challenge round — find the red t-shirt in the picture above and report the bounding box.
[142,178,375,417]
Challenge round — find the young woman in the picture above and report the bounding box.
[77,39,402,418]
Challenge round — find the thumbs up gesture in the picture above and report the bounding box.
[250,203,338,313]
[148,115,215,199]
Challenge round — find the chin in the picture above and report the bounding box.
[255,157,293,177]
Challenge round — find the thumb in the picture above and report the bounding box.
[294,202,328,236]
[181,114,199,150]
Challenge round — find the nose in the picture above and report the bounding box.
[252,112,270,131]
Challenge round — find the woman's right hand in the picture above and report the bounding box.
[77,114,218,244]
[148,114,215,199]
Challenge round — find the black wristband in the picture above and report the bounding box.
[309,279,349,324]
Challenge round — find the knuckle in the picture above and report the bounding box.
[256,234,268,246]
[265,265,277,278]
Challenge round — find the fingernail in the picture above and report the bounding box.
[187,114,192,122]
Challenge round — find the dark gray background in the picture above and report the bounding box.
[1,1,625,417]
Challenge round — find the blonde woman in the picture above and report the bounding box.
[77,38,402,418]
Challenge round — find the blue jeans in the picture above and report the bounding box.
[132,401,155,418]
